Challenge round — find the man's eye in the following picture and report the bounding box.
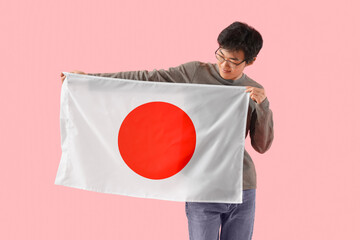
[221,55,239,63]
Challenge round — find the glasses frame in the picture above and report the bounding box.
[215,47,247,68]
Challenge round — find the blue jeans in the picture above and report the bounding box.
[185,189,256,240]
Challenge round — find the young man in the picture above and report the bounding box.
[60,21,274,240]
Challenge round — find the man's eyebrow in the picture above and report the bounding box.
[219,49,240,61]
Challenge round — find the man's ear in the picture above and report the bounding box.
[245,57,257,66]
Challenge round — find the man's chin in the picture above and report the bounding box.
[220,73,233,80]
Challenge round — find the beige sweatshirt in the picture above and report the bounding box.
[87,61,274,190]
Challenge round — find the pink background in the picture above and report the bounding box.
[1,0,359,239]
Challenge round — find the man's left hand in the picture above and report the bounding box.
[245,86,266,104]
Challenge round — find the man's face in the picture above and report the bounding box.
[216,48,254,81]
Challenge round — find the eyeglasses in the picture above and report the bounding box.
[215,47,246,69]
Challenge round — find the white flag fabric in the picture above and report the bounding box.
[55,72,249,203]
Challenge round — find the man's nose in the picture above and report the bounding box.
[222,60,231,68]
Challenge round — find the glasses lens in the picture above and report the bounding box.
[215,50,239,69]
[227,61,237,69]
[215,53,224,62]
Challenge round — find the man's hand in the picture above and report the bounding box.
[60,70,87,84]
[245,86,266,104]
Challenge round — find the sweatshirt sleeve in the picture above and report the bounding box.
[249,97,274,153]
[86,61,200,84]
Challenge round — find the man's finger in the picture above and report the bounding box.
[245,87,253,93]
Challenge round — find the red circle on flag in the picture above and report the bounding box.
[118,101,196,180]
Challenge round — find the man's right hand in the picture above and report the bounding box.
[61,70,87,84]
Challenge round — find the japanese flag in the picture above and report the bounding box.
[55,72,249,203]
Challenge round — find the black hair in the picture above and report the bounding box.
[217,21,263,64]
